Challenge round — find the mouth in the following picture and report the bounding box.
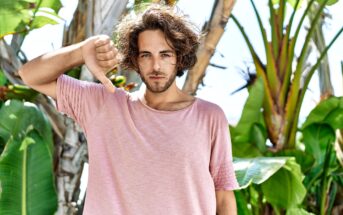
[149,76,165,80]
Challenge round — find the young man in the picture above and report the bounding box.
[19,5,239,215]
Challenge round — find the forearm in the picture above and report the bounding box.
[216,203,237,215]
[19,42,84,87]
[216,190,237,215]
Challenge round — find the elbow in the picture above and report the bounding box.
[18,65,31,86]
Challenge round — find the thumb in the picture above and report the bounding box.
[97,73,115,93]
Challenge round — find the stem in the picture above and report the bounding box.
[320,142,333,215]
[22,148,27,215]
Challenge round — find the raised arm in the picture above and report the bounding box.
[18,35,118,99]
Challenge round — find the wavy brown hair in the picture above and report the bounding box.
[115,5,200,77]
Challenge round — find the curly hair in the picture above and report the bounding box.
[115,5,200,77]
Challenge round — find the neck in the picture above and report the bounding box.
[144,81,181,104]
[140,81,194,111]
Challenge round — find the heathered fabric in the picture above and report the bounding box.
[56,75,239,215]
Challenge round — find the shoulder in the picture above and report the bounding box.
[57,74,129,104]
[196,98,226,117]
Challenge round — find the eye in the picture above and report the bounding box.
[161,53,173,58]
[139,53,150,58]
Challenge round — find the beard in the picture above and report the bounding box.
[139,70,177,93]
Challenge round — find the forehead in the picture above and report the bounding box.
[137,29,174,52]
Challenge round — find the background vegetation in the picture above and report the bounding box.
[0,0,342,214]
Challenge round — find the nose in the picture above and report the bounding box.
[152,57,161,71]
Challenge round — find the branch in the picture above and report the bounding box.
[182,0,236,95]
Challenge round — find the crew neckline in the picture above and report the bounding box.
[136,96,198,114]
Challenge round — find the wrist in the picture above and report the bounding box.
[72,41,85,66]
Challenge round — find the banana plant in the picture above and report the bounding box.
[233,157,308,214]
[0,100,57,215]
[301,96,343,215]
[230,0,343,150]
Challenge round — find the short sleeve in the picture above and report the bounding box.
[209,108,239,191]
[56,74,104,125]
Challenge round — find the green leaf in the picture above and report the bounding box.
[302,124,335,163]
[231,140,262,158]
[231,78,267,156]
[0,100,57,214]
[302,97,343,163]
[19,136,36,151]
[30,14,59,29]
[0,70,7,86]
[39,0,62,12]
[276,149,315,173]
[0,0,31,37]
[302,97,343,129]
[0,0,62,38]
[286,208,315,215]
[315,0,339,6]
[261,158,306,209]
[233,157,289,188]
[235,190,253,215]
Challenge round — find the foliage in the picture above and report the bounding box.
[0,0,62,38]
[230,0,343,150]
[0,100,57,214]
[229,0,342,212]
[230,77,267,157]
[301,96,343,214]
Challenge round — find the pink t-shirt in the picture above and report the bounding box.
[56,75,239,215]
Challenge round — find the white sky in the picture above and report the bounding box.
[21,0,343,124]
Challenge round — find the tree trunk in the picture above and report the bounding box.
[182,0,236,95]
[308,3,334,100]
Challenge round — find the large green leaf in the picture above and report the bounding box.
[276,149,315,173]
[302,97,343,129]
[302,124,335,164]
[231,78,267,157]
[0,100,57,215]
[261,158,306,209]
[233,157,290,188]
[302,97,343,163]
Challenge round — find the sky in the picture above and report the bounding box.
[21,0,343,124]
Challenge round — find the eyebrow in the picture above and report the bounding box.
[138,50,175,55]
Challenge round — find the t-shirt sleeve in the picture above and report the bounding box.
[56,74,104,125]
[209,107,239,191]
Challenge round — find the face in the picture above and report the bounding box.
[137,30,178,93]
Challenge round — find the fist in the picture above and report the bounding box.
[94,35,119,71]
[81,35,119,93]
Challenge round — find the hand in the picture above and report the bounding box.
[81,35,118,93]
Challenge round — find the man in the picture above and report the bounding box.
[19,5,239,215]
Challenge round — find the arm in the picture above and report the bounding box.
[215,190,237,215]
[18,35,117,99]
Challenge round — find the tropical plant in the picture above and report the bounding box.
[0,100,57,215]
[230,0,343,150]
[228,0,343,214]
[301,96,343,215]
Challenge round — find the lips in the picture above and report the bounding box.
[149,76,165,80]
